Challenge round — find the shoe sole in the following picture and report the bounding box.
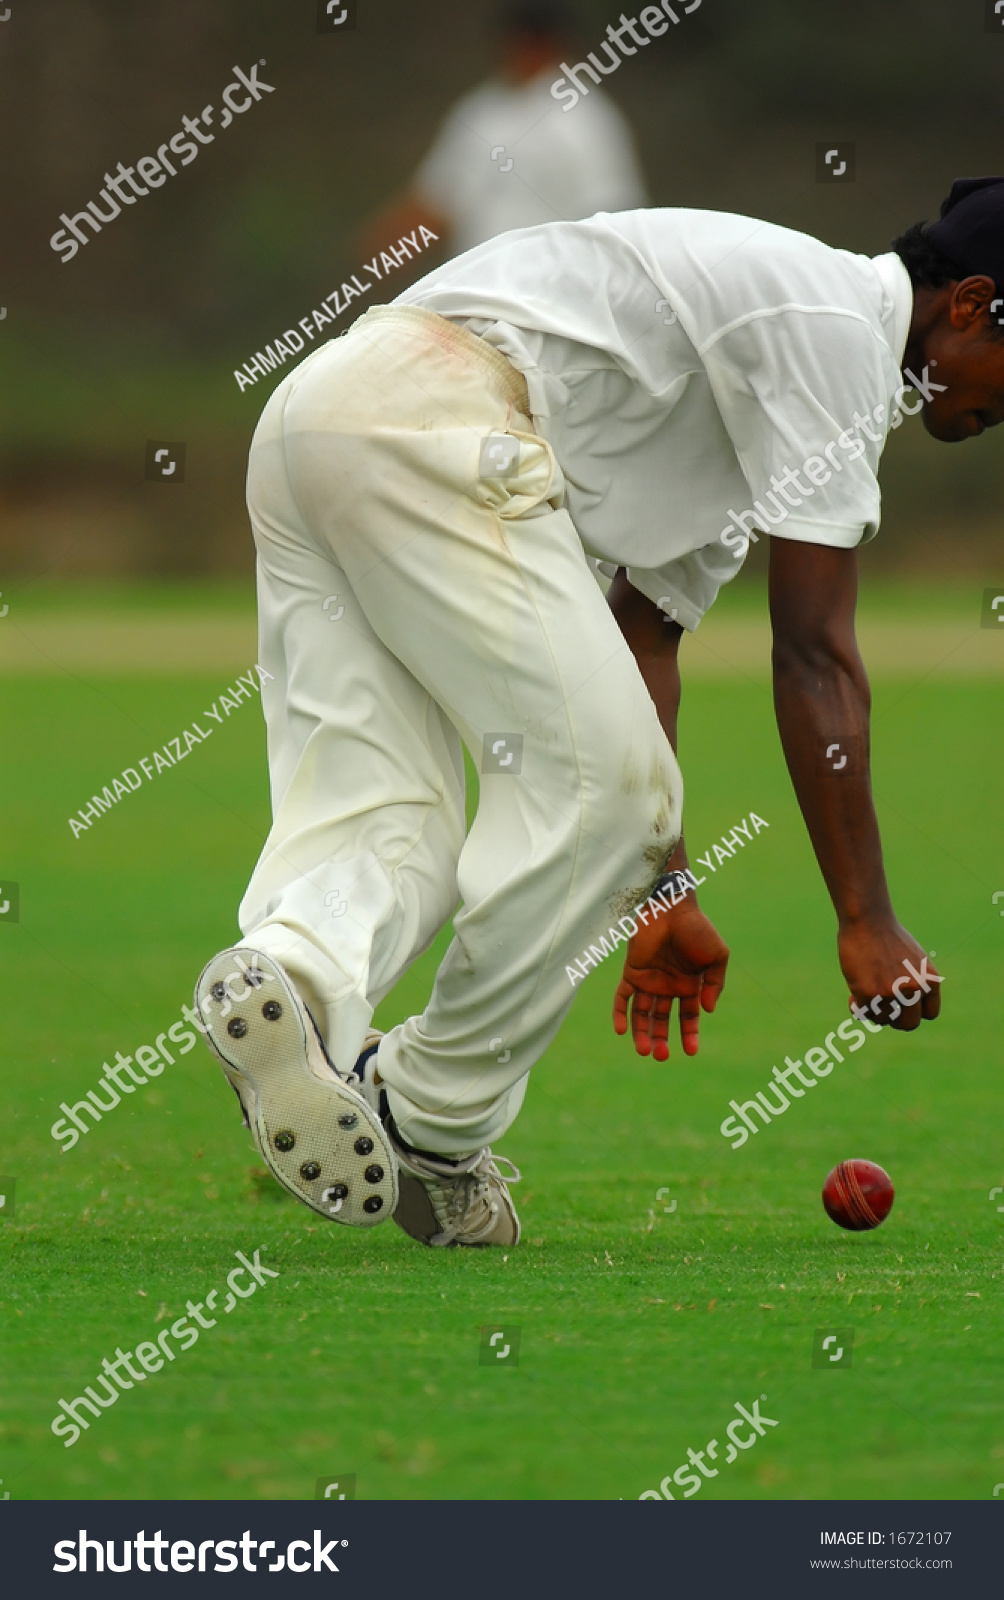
[350,1041,455,1246]
[195,947,398,1227]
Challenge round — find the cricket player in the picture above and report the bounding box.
[359,1,647,260]
[196,178,1004,1247]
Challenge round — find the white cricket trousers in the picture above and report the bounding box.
[239,304,682,1155]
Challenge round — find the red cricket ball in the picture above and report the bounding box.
[822,1159,895,1231]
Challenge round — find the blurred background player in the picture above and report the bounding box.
[360,1,648,262]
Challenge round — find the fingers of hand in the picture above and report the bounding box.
[869,998,916,1030]
[647,1000,673,1062]
[633,993,673,1060]
[889,1003,920,1032]
[858,990,938,1030]
[700,956,728,1011]
[678,991,701,1055]
[612,981,631,1034]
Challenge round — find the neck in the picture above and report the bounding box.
[903,282,952,374]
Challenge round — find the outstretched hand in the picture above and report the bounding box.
[613,899,729,1061]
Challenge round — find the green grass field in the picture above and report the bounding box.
[1,579,1002,1501]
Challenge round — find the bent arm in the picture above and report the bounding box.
[356,193,449,276]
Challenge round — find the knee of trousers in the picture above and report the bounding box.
[578,734,683,873]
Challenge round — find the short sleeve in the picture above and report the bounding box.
[701,308,901,550]
[623,537,747,632]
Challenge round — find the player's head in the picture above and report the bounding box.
[496,1,570,83]
[894,177,1004,443]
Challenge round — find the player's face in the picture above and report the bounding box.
[919,280,1004,443]
[500,33,564,84]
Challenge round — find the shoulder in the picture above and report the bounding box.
[570,86,636,130]
[437,79,515,127]
[643,212,893,338]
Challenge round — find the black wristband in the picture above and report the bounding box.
[651,869,695,905]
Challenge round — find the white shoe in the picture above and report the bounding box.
[343,1032,521,1246]
[387,1130,521,1248]
[194,947,398,1227]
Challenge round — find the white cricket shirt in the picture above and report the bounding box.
[396,209,914,629]
[412,72,647,254]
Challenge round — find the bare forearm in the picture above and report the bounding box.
[607,569,690,873]
[357,194,449,272]
[607,571,681,738]
[772,646,892,926]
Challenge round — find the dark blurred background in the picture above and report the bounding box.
[2,0,1003,582]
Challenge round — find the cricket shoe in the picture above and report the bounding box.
[386,1125,521,1248]
[329,1025,520,1248]
[195,947,398,1227]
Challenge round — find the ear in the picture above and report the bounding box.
[949,275,997,330]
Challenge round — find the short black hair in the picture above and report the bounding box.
[892,218,1004,337]
[891,221,964,288]
[498,1,569,37]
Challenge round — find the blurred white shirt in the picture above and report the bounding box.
[412,69,647,253]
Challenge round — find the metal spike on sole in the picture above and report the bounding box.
[194,946,397,1226]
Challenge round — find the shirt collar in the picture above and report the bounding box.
[871,251,914,365]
